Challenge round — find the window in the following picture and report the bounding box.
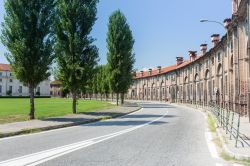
[9,73,12,76]
[211,57,215,65]
[9,79,13,83]
[190,85,192,96]
[200,83,203,96]
[9,86,12,93]
[218,53,221,62]
[0,72,2,76]
[206,60,209,68]
[19,86,22,93]
[0,79,2,82]
[225,76,228,95]
[212,80,215,95]
[0,85,2,93]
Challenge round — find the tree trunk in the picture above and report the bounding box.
[106,93,108,101]
[121,93,124,105]
[72,91,77,114]
[29,85,35,120]
[112,93,114,101]
[101,93,103,101]
[116,93,119,106]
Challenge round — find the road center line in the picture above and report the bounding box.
[0,111,168,166]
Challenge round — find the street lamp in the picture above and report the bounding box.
[200,19,225,29]
[200,19,230,108]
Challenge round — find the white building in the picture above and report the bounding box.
[0,64,50,97]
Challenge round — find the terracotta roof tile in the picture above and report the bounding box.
[134,55,205,79]
[0,64,11,71]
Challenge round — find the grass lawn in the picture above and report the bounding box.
[0,98,116,124]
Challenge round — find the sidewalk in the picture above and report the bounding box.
[0,102,141,138]
[217,116,250,160]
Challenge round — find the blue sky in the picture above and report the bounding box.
[0,0,231,70]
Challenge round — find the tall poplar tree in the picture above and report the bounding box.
[1,0,55,119]
[107,10,135,105]
[55,0,99,114]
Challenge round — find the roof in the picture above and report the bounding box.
[50,80,62,85]
[134,55,205,79]
[0,64,11,71]
[134,64,177,79]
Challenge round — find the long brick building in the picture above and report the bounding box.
[127,0,250,118]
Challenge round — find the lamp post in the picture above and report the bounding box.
[200,19,229,109]
[200,19,225,29]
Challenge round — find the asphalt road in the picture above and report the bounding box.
[0,102,234,166]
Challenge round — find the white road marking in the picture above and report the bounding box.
[0,108,143,141]
[0,110,168,166]
[215,163,223,166]
[205,131,219,159]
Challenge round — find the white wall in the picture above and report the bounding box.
[0,70,50,96]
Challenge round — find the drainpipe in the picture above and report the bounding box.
[247,1,250,122]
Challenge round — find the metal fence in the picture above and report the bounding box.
[178,101,250,148]
[204,104,250,148]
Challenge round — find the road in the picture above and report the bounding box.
[0,102,235,166]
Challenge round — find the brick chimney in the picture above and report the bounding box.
[176,57,184,66]
[224,18,232,29]
[148,68,152,75]
[200,44,207,55]
[140,71,144,77]
[157,66,161,73]
[133,71,137,77]
[189,51,197,62]
[211,34,220,47]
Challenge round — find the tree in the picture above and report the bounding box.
[103,65,111,101]
[55,0,99,114]
[107,10,135,106]
[1,0,55,119]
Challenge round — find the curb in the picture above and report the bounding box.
[216,127,250,161]
[172,103,250,161]
[0,106,142,139]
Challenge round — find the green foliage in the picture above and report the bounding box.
[1,0,55,88]
[1,0,56,119]
[55,0,99,93]
[106,10,135,104]
[55,0,99,112]
[95,65,110,97]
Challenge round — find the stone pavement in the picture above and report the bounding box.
[217,116,250,160]
[0,102,140,138]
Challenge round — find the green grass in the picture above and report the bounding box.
[0,98,116,124]
[208,113,217,132]
[221,151,250,166]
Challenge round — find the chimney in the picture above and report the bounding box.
[200,44,207,55]
[224,18,232,29]
[189,51,197,62]
[176,57,184,66]
[211,34,220,47]
[140,71,144,77]
[133,71,137,77]
[157,66,161,73]
[148,68,152,75]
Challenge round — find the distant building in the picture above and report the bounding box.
[50,80,62,97]
[0,64,50,97]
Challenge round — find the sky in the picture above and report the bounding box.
[0,0,231,71]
